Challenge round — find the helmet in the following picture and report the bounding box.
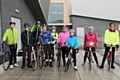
[62,25,67,29]
[36,21,41,25]
[69,29,75,33]
[88,26,94,30]
[51,26,56,29]
[9,22,16,25]
[24,23,30,27]
[42,24,47,27]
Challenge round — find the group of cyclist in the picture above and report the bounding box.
[1,21,119,70]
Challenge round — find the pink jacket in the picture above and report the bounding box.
[84,33,97,48]
[57,31,70,47]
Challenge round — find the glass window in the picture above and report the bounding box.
[48,3,64,23]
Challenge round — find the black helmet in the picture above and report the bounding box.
[42,24,47,27]
[9,22,16,25]
[24,23,30,27]
[36,21,41,25]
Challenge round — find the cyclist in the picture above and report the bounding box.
[82,27,99,67]
[57,26,70,66]
[99,23,119,69]
[51,26,58,61]
[30,21,42,55]
[37,24,53,67]
[2,22,19,69]
[21,23,33,68]
[66,29,78,70]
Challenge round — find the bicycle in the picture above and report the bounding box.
[88,42,94,70]
[30,46,37,71]
[56,43,62,67]
[65,47,79,72]
[2,43,11,71]
[39,44,45,69]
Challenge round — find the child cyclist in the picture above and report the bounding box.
[66,29,79,70]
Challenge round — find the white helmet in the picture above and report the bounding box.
[88,26,94,30]
[51,26,56,29]
[69,29,75,33]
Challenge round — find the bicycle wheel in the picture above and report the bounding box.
[3,51,10,71]
[65,59,69,72]
[89,52,92,70]
[57,52,61,67]
[30,52,37,71]
[40,51,44,69]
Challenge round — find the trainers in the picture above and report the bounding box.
[10,65,13,69]
[111,65,115,69]
[14,63,19,67]
[99,65,104,69]
[74,66,78,70]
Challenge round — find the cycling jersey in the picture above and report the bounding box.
[51,32,58,44]
[66,36,78,48]
[38,30,52,44]
[104,29,119,47]
[2,28,18,45]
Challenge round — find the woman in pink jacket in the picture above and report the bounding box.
[57,26,70,66]
[82,27,99,67]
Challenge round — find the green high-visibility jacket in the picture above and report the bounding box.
[2,28,18,45]
[104,29,119,47]
[30,25,42,32]
[51,32,58,44]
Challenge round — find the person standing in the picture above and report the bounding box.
[21,23,33,68]
[57,26,70,66]
[2,22,19,69]
[99,23,119,69]
[82,27,99,67]
[51,26,58,61]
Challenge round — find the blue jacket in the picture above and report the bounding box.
[38,30,52,44]
[66,36,78,48]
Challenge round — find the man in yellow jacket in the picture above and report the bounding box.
[2,22,19,69]
[99,23,119,69]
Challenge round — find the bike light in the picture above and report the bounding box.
[89,42,94,46]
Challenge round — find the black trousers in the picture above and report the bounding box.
[43,44,52,60]
[101,47,115,66]
[51,44,55,60]
[83,47,98,65]
[9,44,17,65]
[68,48,77,66]
[61,47,68,65]
[22,46,32,66]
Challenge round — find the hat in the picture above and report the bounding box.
[9,22,16,25]
[24,23,30,27]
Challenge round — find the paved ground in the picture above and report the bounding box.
[0,50,120,80]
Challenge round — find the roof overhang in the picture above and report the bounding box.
[25,0,50,23]
[48,23,72,26]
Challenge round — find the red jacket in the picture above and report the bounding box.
[84,33,97,48]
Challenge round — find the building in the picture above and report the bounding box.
[68,0,120,47]
[0,0,50,61]
[48,0,72,32]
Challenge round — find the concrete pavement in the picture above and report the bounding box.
[0,50,120,80]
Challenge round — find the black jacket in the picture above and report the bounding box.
[21,30,33,46]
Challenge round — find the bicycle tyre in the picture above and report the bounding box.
[57,52,61,67]
[65,60,69,72]
[89,51,92,70]
[30,52,37,71]
[3,51,10,71]
[40,51,44,69]
[108,60,110,71]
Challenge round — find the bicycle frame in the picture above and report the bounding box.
[107,47,112,71]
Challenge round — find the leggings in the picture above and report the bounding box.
[101,47,115,66]
[61,47,68,65]
[9,44,17,65]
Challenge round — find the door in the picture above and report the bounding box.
[11,17,21,53]
[77,27,85,47]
